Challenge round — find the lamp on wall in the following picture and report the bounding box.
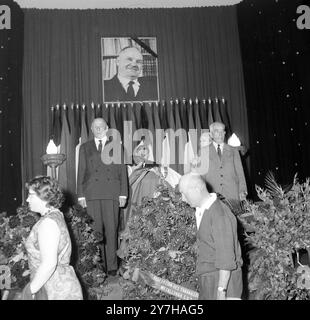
[228,133,247,156]
[41,139,66,180]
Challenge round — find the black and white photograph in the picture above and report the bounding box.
[102,37,159,103]
[1,0,310,311]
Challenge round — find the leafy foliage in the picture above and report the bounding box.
[0,206,37,290]
[239,174,310,300]
[64,205,107,300]
[120,181,198,300]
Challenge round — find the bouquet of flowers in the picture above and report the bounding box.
[120,181,198,300]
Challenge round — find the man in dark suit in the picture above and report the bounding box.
[77,118,128,276]
[179,173,243,300]
[202,122,247,201]
[104,46,158,102]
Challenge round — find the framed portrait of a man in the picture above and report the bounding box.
[101,37,159,103]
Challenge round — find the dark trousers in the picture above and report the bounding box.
[199,268,243,300]
[87,199,119,271]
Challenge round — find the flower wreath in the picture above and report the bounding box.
[120,181,198,300]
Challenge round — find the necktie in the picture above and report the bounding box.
[127,81,135,100]
[217,144,222,160]
[98,140,103,153]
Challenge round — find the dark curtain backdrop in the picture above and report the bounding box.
[0,0,23,214]
[22,6,248,193]
[237,0,310,196]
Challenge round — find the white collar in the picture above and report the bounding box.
[196,193,217,213]
[213,141,224,150]
[195,193,217,229]
[94,136,107,145]
[117,75,140,88]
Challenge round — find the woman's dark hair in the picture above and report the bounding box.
[26,176,64,209]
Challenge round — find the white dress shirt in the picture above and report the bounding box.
[195,193,217,229]
[117,75,140,96]
[94,136,107,151]
[213,141,224,154]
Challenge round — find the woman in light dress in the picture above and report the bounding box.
[24,176,83,300]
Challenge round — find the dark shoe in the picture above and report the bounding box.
[108,270,117,277]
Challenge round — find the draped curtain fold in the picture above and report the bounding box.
[237,1,310,192]
[0,1,23,213]
[22,6,248,193]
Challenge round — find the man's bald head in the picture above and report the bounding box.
[179,173,206,192]
[179,173,209,207]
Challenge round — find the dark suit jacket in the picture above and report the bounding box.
[104,75,158,102]
[77,139,128,201]
[203,144,247,200]
[196,199,243,275]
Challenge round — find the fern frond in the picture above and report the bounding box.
[264,171,284,198]
[283,183,293,194]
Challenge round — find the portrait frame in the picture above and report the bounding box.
[101,37,160,103]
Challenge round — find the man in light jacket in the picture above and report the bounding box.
[203,122,247,201]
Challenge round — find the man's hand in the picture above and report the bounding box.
[78,197,87,208]
[119,196,127,208]
[218,270,230,300]
[217,290,226,300]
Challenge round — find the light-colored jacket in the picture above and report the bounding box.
[203,143,247,200]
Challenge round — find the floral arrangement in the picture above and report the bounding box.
[239,173,310,300]
[0,204,107,300]
[120,181,198,300]
[64,205,107,300]
[0,205,37,290]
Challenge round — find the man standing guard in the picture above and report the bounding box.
[203,122,247,201]
[77,118,128,276]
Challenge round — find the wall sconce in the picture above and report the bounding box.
[228,133,247,156]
